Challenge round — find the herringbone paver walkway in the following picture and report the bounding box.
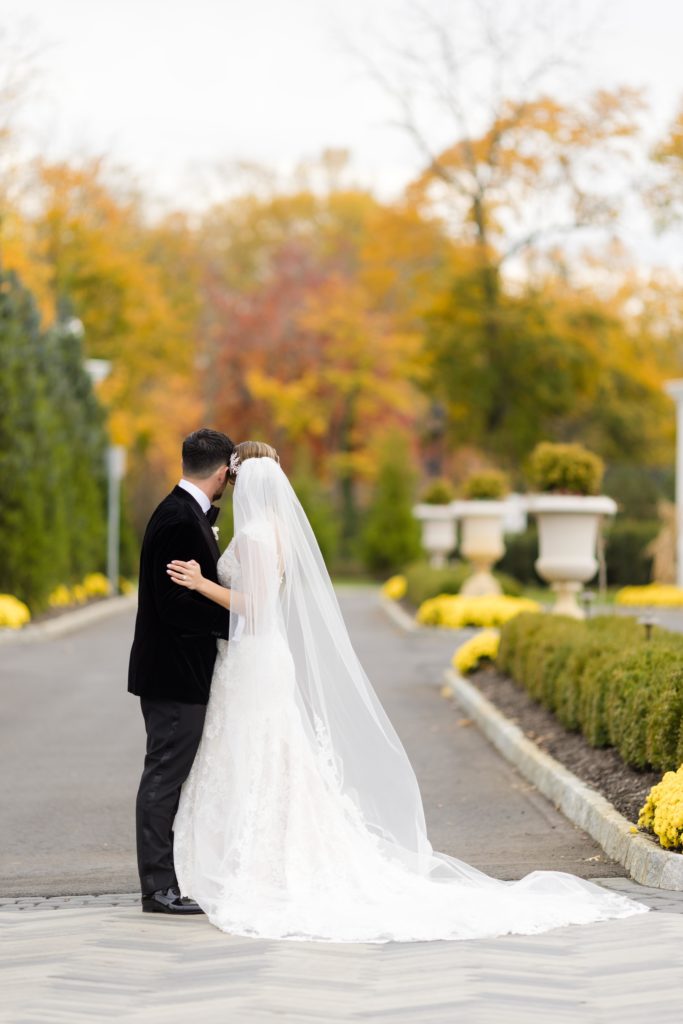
[2,894,683,1023]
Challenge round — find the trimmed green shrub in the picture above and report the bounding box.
[463,469,509,500]
[420,478,456,504]
[404,560,522,606]
[404,561,470,605]
[603,465,662,520]
[603,519,658,586]
[497,612,683,773]
[361,449,422,574]
[291,470,340,564]
[490,571,524,598]
[647,678,683,769]
[526,441,604,495]
[498,527,542,584]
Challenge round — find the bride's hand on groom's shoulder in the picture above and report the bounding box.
[167,559,204,590]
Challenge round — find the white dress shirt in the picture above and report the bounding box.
[178,478,212,514]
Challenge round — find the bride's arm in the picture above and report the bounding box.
[167,559,233,609]
[169,527,279,623]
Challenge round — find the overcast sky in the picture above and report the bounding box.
[2,0,682,264]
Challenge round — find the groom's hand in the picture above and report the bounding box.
[167,559,203,590]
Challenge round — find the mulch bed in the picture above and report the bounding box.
[466,665,662,824]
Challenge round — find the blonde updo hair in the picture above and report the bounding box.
[229,440,280,482]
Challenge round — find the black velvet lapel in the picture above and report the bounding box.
[171,486,221,560]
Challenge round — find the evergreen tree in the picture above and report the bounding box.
[48,307,108,580]
[0,270,53,605]
[291,454,340,565]
[0,270,108,608]
[361,443,422,574]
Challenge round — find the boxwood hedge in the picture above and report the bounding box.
[403,560,523,606]
[497,612,683,772]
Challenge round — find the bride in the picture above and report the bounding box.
[167,440,650,943]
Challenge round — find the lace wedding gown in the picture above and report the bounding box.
[173,460,650,944]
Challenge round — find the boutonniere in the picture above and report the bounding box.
[212,525,220,542]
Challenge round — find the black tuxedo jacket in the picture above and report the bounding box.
[128,485,230,705]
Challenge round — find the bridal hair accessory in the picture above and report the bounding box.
[229,451,241,476]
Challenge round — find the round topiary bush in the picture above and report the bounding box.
[420,478,456,504]
[463,469,509,500]
[526,441,605,496]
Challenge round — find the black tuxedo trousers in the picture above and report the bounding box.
[129,486,231,895]
[136,698,206,894]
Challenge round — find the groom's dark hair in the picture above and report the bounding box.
[182,428,235,478]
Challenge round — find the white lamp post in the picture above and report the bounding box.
[106,446,127,593]
[664,380,683,587]
[84,357,113,386]
[83,345,126,595]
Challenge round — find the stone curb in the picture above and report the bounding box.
[377,595,423,633]
[443,666,683,891]
[0,593,137,646]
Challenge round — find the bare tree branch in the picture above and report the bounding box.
[341,0,633,269]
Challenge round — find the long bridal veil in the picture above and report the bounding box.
[227,456,650,931]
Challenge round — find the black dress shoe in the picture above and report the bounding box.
[141,886,204,915]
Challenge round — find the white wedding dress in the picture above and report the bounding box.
[173,458,650,943]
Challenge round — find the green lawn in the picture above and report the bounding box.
[331,576,377,589]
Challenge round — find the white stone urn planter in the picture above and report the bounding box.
[413,503,457,568]
[527,494,617,618]
[452,500,506,595]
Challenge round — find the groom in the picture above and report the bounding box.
[128,427,234,914]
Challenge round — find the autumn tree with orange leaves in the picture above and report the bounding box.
[1,6,682,572]
[199,180,452,546]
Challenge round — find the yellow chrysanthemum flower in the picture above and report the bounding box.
[616,584,683,607]
[381,575,407,601]
[82,573,111,598]
[0,594,31,629]
[48,584,74,608]
[638,764,683,850]
[417,594,541,629]
[452,629,500,674]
